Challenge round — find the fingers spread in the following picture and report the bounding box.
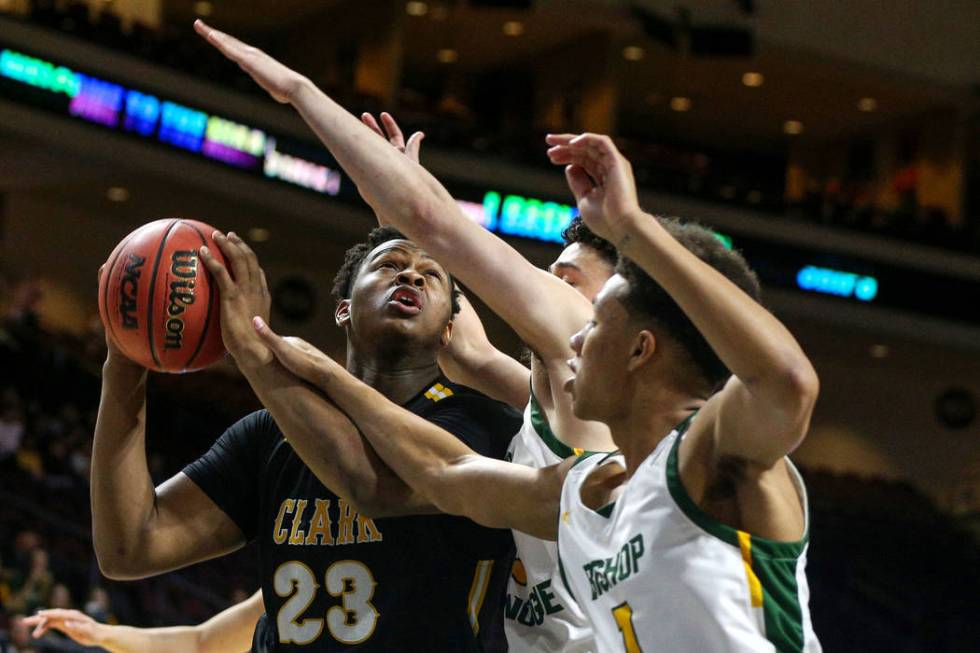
[361,113,385,138]
[545,133,578,146]
[214,231,251,286]
[565,165,595,201]
[380,112,406,149]
[199,245,236,295]
[404,132,425,163]
[228,232,262,289]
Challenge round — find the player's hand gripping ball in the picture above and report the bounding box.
[98,219,227,372]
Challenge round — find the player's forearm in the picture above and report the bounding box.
[615,214,818,414]
[239,360,431,517]
[287,83,589,361]
[439,347,530,410]
[97,624,203,653]
[288,80,451,231]
[314,361,476,509]
[90,357,158,576]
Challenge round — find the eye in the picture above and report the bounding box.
[425,270,442,280]
[379,261,398,270]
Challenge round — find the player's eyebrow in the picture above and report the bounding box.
[370,244,441,271]
[549,261,581,274]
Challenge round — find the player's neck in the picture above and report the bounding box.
[346,347,442,405]
[608,385,704,477]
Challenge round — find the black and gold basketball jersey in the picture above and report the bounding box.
[184,376,521,652]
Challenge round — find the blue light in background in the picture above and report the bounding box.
[797,265,878,302]
[158,101,207,152]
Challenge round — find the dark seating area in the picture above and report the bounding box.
[2,2,976,254]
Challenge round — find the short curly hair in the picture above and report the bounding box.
[331,226,461,315]
[562,217,618,267]
[615,217,760,392]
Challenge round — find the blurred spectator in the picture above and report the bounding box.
[5,549,53,616]
[0,393,25,461]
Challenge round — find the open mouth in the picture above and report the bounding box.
[387,286,424,315]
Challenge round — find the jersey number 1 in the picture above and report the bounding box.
[275,560,379,645]
[612,602,643,652]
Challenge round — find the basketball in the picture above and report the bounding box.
[98,218,227,373]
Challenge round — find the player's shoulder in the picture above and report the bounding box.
[222,408,284,446]
[412,377,522,423]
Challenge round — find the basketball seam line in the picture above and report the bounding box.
[146,218,181,371]
[182,221,214,371]
[102,229,139,363]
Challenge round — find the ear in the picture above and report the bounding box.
[334,299,352,329]
[440,319,454,348]
[626,329,656,372]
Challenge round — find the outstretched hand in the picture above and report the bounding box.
[194,20,307,104]
[252,316,343,389]
[361,112,425,164]
[545,133,642,243]
[24,609,103,646]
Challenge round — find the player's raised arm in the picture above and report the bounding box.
[91,271,246,580]
[254,319,565,540]
[437,293,531,409]
[194,23,594,419]
[198,232,435,518]
[357,114,531,409]
[25,590,263,653]
[547,133,819,466]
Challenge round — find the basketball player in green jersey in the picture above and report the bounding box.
[258,134,822,651]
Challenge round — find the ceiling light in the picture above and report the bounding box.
[248,227,270,243]
[783,120,803,135]
[502,21,524,36]
[405,1,428,16]
[193,1,213,17]
[436,48,458,64]
[669,96,691,112]
[106,187,129,202]
[622,45,645,61]
[742,71,764,87]
[869,344,889,359]
[857,97,878,112]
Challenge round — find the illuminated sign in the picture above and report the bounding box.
[0,47,341,196]
[796,265,878,302]
[483,191,576,243]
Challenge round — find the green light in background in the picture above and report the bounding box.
[0,49,80,97]
[712,231,733,249]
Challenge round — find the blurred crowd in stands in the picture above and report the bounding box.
[1,265,978,651]
[2,1,977,254]
[0,271,257,653]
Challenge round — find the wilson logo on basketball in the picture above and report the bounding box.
[165,250,198,350]
[119,254,146,330]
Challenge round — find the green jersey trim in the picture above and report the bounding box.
[665,426,810,653]
[528,388,580,459]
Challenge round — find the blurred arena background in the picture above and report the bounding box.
[0,0,977,651]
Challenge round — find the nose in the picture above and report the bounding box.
[397,270,425,288]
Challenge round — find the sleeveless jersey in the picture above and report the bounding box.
[504,392,595,652]
[557,417,821,653]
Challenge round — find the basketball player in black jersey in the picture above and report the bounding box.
[90,226,521,651]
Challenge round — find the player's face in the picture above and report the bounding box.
[549,243,614,301]
[565,274,636,422]
[342,240,454,347]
